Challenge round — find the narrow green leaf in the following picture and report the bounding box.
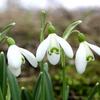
[41,72,46,100]
[44,71,55,100]
[43,63,55,100]
[32,72,43,100]
[1,22,16,35]
[0,52,7,99]
[40,10,47,42]
[6,83,11,100]
[63,20,82,39]
[88,82,100,100]
[33,63,55,100]
[65,85,69,100]
[0,34,5,42]
[21,87,32,100]
[0,88,4,100]
[7,69,21,100]
[43,63,48,72]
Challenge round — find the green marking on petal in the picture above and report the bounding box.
[86,55,94,62]
[48,47,60,55]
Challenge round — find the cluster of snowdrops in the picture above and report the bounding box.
[0,11,100,100]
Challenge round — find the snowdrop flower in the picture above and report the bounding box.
[75,41,100,74]
[36,33,73,65]
[7,45,38,76]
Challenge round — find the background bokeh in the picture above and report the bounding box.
[0,0,100,99]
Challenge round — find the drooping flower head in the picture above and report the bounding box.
[7,45,38,76]
[36,33,73,65]
[75,33,100,74]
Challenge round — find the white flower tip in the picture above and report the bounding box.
[21,87,25,90]
[36,56,42,62]
[8,66,21,77]
[77,69,85,74]
[1,51,4,54]
[12,22,16,25]
[96,82,99,86]
[40,72,43,75]
[75,59,86,74]
[69,52,74,58]
[50,62,58,65]
[33,62,38,68]
[47,53,60,65]
[48,58,59,65]
[78,20,82,23]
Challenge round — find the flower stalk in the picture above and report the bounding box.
[39,10,47,100]
[61,50,66,100]
[63,20,82,40]
[61,49,69,100]
[40,10,46,42]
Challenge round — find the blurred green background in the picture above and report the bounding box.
[0,0,100,99]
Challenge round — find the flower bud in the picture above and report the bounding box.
[78,33,86,42]
[6,37,15,46]
[48,22,56,34]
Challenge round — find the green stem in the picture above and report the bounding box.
[39,63,45,100]
[61,50,66,100]
[1,22,16,35]
[39,10,46,71]
[62,66,66,100]
[40,10,46,42]
[63,20,82,40]
[39,10,47,100]
[41,72,45,100]
[88,82,99,100]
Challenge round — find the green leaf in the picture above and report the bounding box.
[65,85,69,100]
[21,87,32,100]
[0,88,4,100]
[48,22,56,34]
[0,52,7,99]
[32,63,55,100]
[32,72,43,100]
[0,22,16,43]
[63,20,82,39]
[43,63,55,100]
[40,10,47,42]
[0,34,5,42]
[1,22,16,35]
[6,83,11,100]
[88,82,100,100]
[7,69,21,100]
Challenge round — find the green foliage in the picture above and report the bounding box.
[0,13,100,100]
[7,69,21,100]
[21,87,32,100]
[0,52,7,99]
[48,22,56,34]
[88,82,100,100]
[32,63,55,100]
[0,88,4,100]
[63,20,82,39]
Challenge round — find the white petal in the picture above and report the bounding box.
[7,45,22,69]
[47,53,60,65]
[36,36,50,61]
[83,42,95,61]
[55,34,73,58]
[8,66,21,77]
[86,42,100,56]
[19,48,38,68]
[75,43,87,74]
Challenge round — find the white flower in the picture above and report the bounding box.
[36,33,73,65]
[75,41,100,74]
[7,45,38,76]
